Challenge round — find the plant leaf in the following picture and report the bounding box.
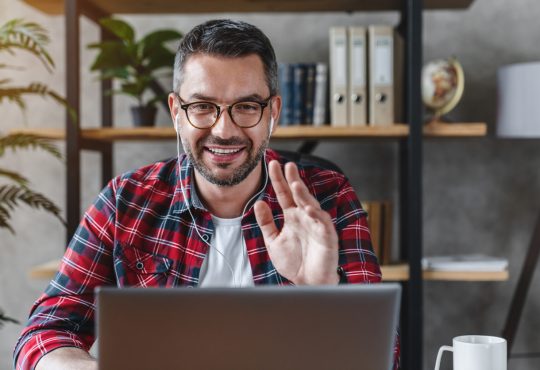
[0,168,29,186]
[0,308,19,327]
[140,29,182,58]
[99,18,134,43]
[0,133,63,160]
[144,45,176,72]
[89,41,133,71]
[0,185,66,233]
[0,18,54,72]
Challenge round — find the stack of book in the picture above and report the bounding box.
[362,200,393,265]
[422,255,509,272]
[278,62,328,126]
[329,25,403,127]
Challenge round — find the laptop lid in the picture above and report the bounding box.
[96,284,401,370]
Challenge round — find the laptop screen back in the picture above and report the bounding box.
[97,284,401,370]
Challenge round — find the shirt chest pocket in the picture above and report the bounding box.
[113,242,173,287]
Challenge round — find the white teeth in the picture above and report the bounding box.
[208,147,242,154]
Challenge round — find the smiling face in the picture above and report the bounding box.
[169,53,280,187]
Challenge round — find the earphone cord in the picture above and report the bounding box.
[175,116,270,288]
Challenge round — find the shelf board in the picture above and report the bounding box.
[30,259,508,282]
[10,122,487,142]
[22,0,475,15]
[381,263,509,281]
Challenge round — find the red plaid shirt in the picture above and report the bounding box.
[14,149,398,369]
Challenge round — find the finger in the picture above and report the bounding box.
[254,200,279,244]
[285,164,321,209]
[290,180,322,209]
[268,160,295,209]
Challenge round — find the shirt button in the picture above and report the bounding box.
[201,234,209,242]
[136,261,144,270]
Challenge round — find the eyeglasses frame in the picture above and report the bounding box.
[174,93,274,130]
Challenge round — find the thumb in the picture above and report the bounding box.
[254,200,279,245]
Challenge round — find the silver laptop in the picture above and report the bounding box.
[96,284,401,370]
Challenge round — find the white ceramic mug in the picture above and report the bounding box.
[434,335,507,370]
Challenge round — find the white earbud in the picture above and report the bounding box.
[174,112,180,133]
[269,117,275,135]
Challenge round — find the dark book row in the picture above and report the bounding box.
[278,62,328,126]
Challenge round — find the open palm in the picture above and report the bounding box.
[254,160,339,285]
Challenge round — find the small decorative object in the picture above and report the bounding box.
[497,62,540,138]
[88,18,182,127]
[421,57,465,123]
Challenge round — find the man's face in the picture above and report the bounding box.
[170,54,279,187]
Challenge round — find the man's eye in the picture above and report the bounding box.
[234,103,259,112]
[190,103,214,112]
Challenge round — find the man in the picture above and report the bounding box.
[14,19,396,370]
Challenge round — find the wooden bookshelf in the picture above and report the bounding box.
[30,259,508,282]
[381,263,509,282]
[22,0,475,15]
[10,122,487,142]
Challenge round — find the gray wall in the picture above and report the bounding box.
[1,0,540,369]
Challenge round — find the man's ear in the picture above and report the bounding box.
[271,95,282,134]
[168,93,179,131]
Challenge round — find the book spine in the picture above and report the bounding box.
[292,63,306,125]
[313,63,328,126]
[278,63,293,126]
[303,63,317,125]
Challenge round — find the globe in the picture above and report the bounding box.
[421,57,465,121]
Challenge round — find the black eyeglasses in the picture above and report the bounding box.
[175,94,273,129]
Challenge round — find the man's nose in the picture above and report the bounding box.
[211,108,241,139]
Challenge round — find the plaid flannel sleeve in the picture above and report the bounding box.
[333,177,400,370]
[13,181,117,370]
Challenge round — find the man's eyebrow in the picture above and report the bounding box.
[187,93,268,102]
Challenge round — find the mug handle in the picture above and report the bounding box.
[434,345,453,370]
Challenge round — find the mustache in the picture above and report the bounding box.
[200,135,250,146]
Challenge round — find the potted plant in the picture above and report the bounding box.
[88,18,182,126]
[0,18,67,328]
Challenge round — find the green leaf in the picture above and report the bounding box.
[0,168,29,186]
[145,45,176,72]
[0,309,19,327]
[0,83,75,121]
[140,29,182,58]
[99,18,134,43]
[0,184,66,234]
[0,133,63,160]
[89,41,133,71]
[0,18,54,72]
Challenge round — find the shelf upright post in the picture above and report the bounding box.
[65,0,81,241]
[399,0,424,370]
[100,25,114,187]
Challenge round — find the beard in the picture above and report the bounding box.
[181,133,268,187]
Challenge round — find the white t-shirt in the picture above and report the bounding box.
[198,215,255,288]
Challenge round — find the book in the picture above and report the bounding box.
[278,63,293,125]
[291,63,306,124]
[313,62,328,126]
[303,63,316,125]
[422,254,509,272]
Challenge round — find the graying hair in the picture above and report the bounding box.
[173,19,278,96]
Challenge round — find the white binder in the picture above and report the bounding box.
[368,25,394,126]
[329,27,348,126]
[348,26,367,126]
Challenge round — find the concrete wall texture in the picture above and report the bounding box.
[1,0,540,369]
